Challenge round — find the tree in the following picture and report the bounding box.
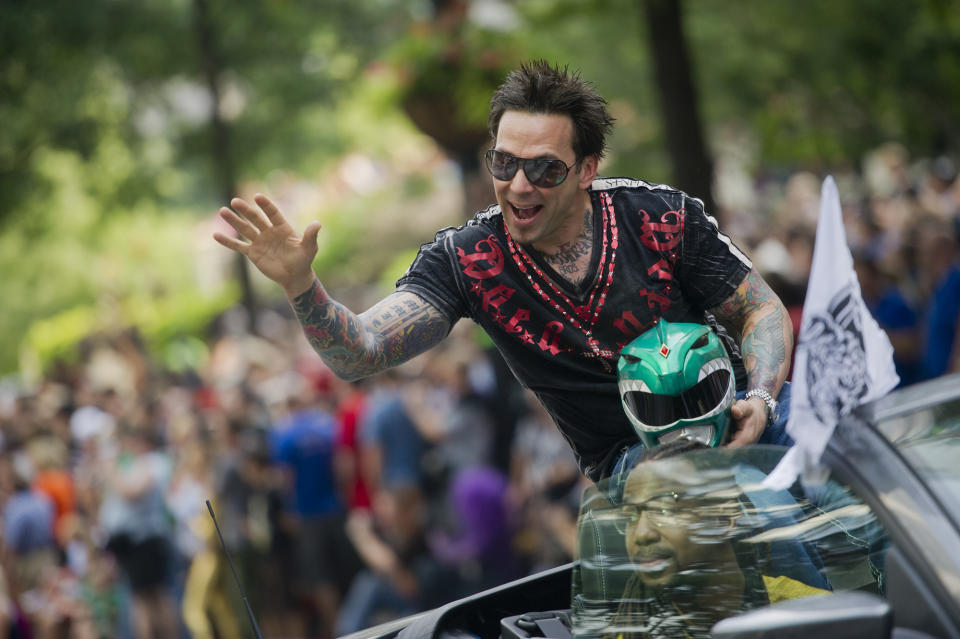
[642,0,715,215]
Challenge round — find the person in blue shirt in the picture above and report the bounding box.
[271,393,359,639]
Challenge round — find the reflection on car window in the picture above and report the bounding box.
[874,392,960,517]
[570,445,888,639]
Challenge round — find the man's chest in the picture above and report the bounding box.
[453,225,694,370]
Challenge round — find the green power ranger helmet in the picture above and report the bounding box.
[617,319,736,448]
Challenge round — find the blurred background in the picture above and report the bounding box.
[1,0,958,637]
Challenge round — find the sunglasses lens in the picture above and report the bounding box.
[485,150,571,187]
[485,150,517,181]
[528,159,569,187]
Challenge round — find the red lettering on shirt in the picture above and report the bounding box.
[638,209,683,252]
[647,258,674,282]
[457,235,505,279]
[639,288,672,314]
[504,308,530,333]
[480,283,516,313]
[537,321,565,355]
[613,310,654,338]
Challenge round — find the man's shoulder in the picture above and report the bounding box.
[591,176,683,196]
[591,177,703,212]
[418,204,504,251]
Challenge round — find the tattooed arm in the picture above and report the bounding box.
[213,193,451,381]
[708,267,794,447]
[291,283,451,381]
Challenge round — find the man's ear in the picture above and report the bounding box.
[577,154,599,189]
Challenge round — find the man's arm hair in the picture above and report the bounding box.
[708,268,793,395]
[290,281,452,381]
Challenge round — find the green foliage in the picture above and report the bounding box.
[686,0,960,168]
[511,0,670,180]
[22,286,238,379]
[3,0,960,377]
[379,248,422,294]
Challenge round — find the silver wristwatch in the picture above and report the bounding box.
[745,388,781,424]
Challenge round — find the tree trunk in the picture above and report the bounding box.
[642,0,717,218]
[193,0,257,328]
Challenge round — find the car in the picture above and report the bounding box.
[338,372,960,639]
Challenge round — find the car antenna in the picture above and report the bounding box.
[206,499,265,639]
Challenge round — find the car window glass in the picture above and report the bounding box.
[873,392,960,517]
[570,445,889,639]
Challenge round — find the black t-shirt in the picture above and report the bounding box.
[397,178,752,480]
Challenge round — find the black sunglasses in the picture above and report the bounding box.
[484,149,576,188]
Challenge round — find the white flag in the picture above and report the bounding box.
[764,176,899,490]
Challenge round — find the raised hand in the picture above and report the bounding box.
[213,193,321,298]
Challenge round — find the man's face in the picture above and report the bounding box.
[492,111,597,252]
[621,461,718,590]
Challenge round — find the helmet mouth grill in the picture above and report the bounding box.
[622,368,732,430]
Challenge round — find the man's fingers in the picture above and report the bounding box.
[726,422,756,448]
[731,398,760,418]
[230,197,270,232]
[219,207,259,241]
[726,399,761,448]
[254,193,287,226]
[726,423,755,448]
[302,221,322,254]
[212,231,248,254]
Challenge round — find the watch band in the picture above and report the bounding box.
[744,388,780,424]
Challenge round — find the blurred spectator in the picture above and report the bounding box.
[27,435,76,549]
[68,391,117,456]
[99,426,177,639]
[79,546,126,639]
[360,368,429,494]
[429,466,524,593]
[913,215,960,380]
[2,449,57,604]
[508,391,579,505]
[336,483,457,636]
[332,377,372,513]
[918,155,960,222]
[409,344,496,488]
[24,565,97,639]
[508,391,581,571]
[854,251,922,386]
[166,425,213,636]
[271,389,360,639]
[181,499,245,639]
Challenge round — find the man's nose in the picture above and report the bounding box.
[509,166,536,192]
[629,511,660,545]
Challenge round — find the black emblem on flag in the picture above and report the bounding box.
[803,285,869,423]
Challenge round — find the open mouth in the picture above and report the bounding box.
[511,203,542,221]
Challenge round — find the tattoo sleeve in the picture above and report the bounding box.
[708,268,793,394]
[290,280,452,381]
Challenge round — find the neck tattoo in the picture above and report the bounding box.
[542,208,594,284]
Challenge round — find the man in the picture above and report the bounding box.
[213,60,793,481]
[594,441,828,638]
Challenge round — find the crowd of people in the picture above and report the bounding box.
[0,142,958,639]
[0,316,583,639]
[744,146,960,386]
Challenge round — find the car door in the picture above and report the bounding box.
[574,375,960,639]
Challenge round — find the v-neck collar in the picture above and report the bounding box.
[503,190,621,362]
[525,195,603,302]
